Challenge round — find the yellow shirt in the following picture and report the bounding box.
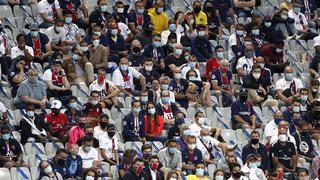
[280,2,293,10]
[194,11,208,26]
[148,8,169,34]
[186,175,209,180]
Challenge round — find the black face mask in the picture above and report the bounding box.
[300,131,309,136]
[132,47,141,54]
[47,0,55,4]
[193,6,201,14]
[108,131,115,137]
[232,172,242,179]
[205,6,212,12]
[79,123,86,128]
[86,133,93,137]
[314,110,320,117]
[100,122,108,129]
[57,159,65,165]
[251,138,259,145]
[52,110,60,116]
[239,94,248,103]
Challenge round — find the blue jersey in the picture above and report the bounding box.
[231,100,256,126]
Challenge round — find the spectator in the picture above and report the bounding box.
[297,168,309,180]
[58,0,88,29]
[229,163,249,180]
[140,91,149,113]
[143,34,166,71]
[66,144,82,179]
[93,114,109,139]
[144,102,165,142]
[186,161,208,180]
[78,135,99,169]
[64,96,82,126]
[241,154,266,180]
[304,99,320,140]
[261,40,288,74]
[312,155,320,179]
[191,25,212,62]
[186,70,211,107]
[280,0,293,10]
[45,19,68,53]
[236,44,256,83]
[62,10,81,48]
[145,155,165,180]
[264,110,284,145]
[310,36,320,79]
[37,0,63,28]
[233,0,256,17]
[49,149,68,178]
[106,22,127,64]
[148,0,168,34]
[119,149,138,178]
[139,57,160,90]
[158,138,182,171]
[11,34,34,62]
[231,89,258,130]
[68,114,87,149]
[161,18,181,45]
[88,34,109,70]
[128,0,151,35]
[255,57,272,92]
[99,124,119,165]
[212,0,234,26]
[192,0,207,26]
[204,0,219,40]
[84,24,109,46]
[122,99,146,142]
[269,120,297,146]
[123,158,147,180]
[8,56,28,97]
[20,104,48,145]
[308,79,319,103]
[189,111,221,138]
[163,43,186,78]
[213,169,225,180]
[168,112,186,139]
[134,22,154,47]
[181,55,201,81]
[112,0,127,24]
[82,168,99,180]
[129,40,145,67]
[14,68,48,109]
[182,135,203,175]
[39,160,64,180]
[83,91,103,125]
[228,23,245,64]
[242,131,270,170]
[76,124,99,148]
[272,8,296,39]
[88,0,111,33]
[206,45,225,80]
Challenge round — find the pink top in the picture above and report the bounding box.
[68,126,85,149]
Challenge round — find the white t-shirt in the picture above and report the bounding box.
[189,122,211,137]
[275,77,303,91]
[98,134,118,160]
[37,0,60,24]
[112,67,141,90]
[288,10,308,32]
[236,56,254,76]
[64,23,79,43]
[180,64,202,81]
[45,26,66,45]
[93,126,107,140]
[78,146,99,168]
[264,120,278,139]
[161,30,181,46]
[89,79,115,97]
[155,89,175,104]
[196,136,220,160]
[11,45,34,59]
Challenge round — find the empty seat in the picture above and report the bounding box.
[125,141,143,152]
[221,129,237,144]
[235,129,252,141]
[30,167,40,180]
[28,154,48,167]
[147,141,163,153]
[11,167,31,180]
[0,168,11,180]
[0,5,14,17]
[187,107,197,123]
[24,142,46,155]
[13,5,33,17]
[45,142,64,155]
[207,164,216,180]
[110,165,119,180]
[12,131,21,142]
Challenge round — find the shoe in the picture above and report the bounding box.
[286,35,296,40]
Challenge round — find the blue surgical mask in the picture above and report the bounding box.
[168,147,176,154]
[133,107,141,113]
[148,108,156,115]
[215,175,224,180]
[189,76,197,81]
[198,30,205,37]
[248,162,258,169]
[274,117,282,125]
[153,41,161,48]
[175,49,183,56]
[169,24,176,32]
[162,97,170,104]
[92,39,100,47]
[69,102,77,109]
[285,73,293,81]
[100,5,108,12]
[72,54,79,61]
[111,29,118,36]
[236,30,244,36]
[256,161,261,167]
[292,106,300,113]
[26,111,34,118]
[31,31,38,38]
[157,7,163,14]
[94,31,101,36]
[137,8,144,14]
[300,95,308,102]
[65,17,72,24]
[120,64,128,71]
[293,118,301,126]
[140,96,148,103]
[189,62,196,69]
[251,29,260,35]
[2,134,10,141]
[162,84,169,90]
[258,63,264,69]
[217,52,224,59]
[196,168,204,176]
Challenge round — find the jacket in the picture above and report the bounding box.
[122,112,145,140]
[122,167,147,180]
[144,168,165,180]
[241,142,270,170]
[63,55,88,83]
[66,154,82,178]
[20,114,49,145]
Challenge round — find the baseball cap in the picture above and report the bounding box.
[30,23,39,30]
[51,100,62,109]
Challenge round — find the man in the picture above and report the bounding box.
[158,138,182,171]
[65,96,81,125]
[122,99,146,142]
[304,100,320,141]
[11,33,34,61]
[161,18,181,46]
[99,124,119,165]
[143,34,166,71]
[128,0,150,35]
[0,125,26,169]
[128,40,145,67]
[212,0,234,26]
[297,168,310,180]
[310,36,320,79]
[236,44,256,83]
[123,158,147,180]
[58,0,88,29]
[182,135,203,175]
[145,155,165,180]
[189,112,221,138]
[76,124,99,148]
[112,0,127,24]
[134,22,154,47]
[242,131,270,170]
[112,57,146,96]
[228,23,245,63]
[240,154,267,180]
[68,114,87,149]
[78,135,99,169]
[264,110,284,145]
[186,161,209,180]
[88,34,109,70]
[106,22,126,64]
[155,77,176,103]
[288,2,309,35]
[84,24,109,46]
[181,55,201,81]
[25,23,52,66]
[45,19,68,53]
[261,40,288,74]
[63,10,81,48]
[148,0,168,34]
[231,89,258,130]
[49,148,68,178]
[191,25,212,62]
[255,57,273,91]
[93,114,109,139]
[37,0,63,28]
[228,163,249,180]
[83,91,103,126]
[275,66,303,105]
[270,128,298,172]
[14,68,48,109]
[269,120,297,146]
[206,45,225,80]
[89,68,120,109]
[139,57,160,90]
[163,43,186,78]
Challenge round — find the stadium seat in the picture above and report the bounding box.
[289,40,308,52]
[12,131,21,142]
[307,39,315,50]
[110,165,119,180]
[0,5,14,17]
[24,142,46,155]
[10,167,31,180]
[187,107,197,123]
[28,154,48,167]
[30,167,39,180]
[221,129,237,144]
[0,168,11,180]
[207,164,216,180]
[4,28,13,41]
[45,142,64,155]
[147,141,163,153]
[125,141,143,152]
[13,5,33,17]
[235,129,252,141]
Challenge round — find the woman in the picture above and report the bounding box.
[118,149,138,179]
[82,168,99,180]
[39,161,63,180]
[203,0,219,41]
[66,144,82,179]
[309,79,319,103]
[166,170,184,180]
[8,56,28,97]
[213,169,225,180]
[144,102,165,142]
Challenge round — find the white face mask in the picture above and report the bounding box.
[198,117,206,125]
[252,72,260,80]
[187,143,196,150]
[145,65,153,72]
[92,40,100,47]
[91,100,99,105]
[86,176,95,180]
[44,166,53,174]
[201,135,210,142]
[278,134,287,142]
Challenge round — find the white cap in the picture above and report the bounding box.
[51,100,62,109]
[313,36,320,47]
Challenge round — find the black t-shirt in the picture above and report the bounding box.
[309,54,320,77]
[88,9,111,33]
[164,54,187,78]
[292,132,314,158]
[0,138,22,162]
[271,141,296,169]
[304,110,320,129]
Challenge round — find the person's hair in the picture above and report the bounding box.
[55,18,65,24]
[143,57,153,63]
[313,100,320,108]
[194,111,204,118]
[90,90,99,97]
[292,97,301,104]
[97,68,106,74]
[166,170,179,180]
[250,130,260,136]
[174,11,184,21]
[175,111,186,119]
[131,99,141,107]
[1,124,10,132]
[63,9,73,15]
[121,149,138,165]
[142,143,152,152]
[279,7,289,13]
[150,155,159,161]
[153,34,161,39]
[310,79,320,86]
[236,23,245,29]
[214,45,224,52]
[115,0,123,6]
[251,64,262,73]
[133,158,144,164]
[69,96,77,102]
[187,135,196,142]
[146,102,159,134]
[78,114,88,119]
[186,69,198,79]
[83,135,93,143]
[274,40,284,46]
[56,148,68,156]
[213,169,224,177]
[230,163,241,171]
[99,113,109,120]
[84,124,93,129]
[203,0,214,14]
[297,168,309,175]
[300,88,308,93]
[83,168,99,180]
[16,33,25,42]
[196,24,206,31]
[298,120,309,129]
[167,138,177,145]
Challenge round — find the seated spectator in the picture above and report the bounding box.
[145,155,165,180]
[211,59,235,107]
[122,99,146,143]
[64,96,82,126]
[297,168,309,180]
[88,34,109,70]
[8,56,28,97]
[312,156,320,179]
[156,90,180,129]
[206,45,225,80]
[88,0,111,33]
[20,104,49,145]
[228,23,245,64]
[37,0,63,28]
[39,160,64,180]
[139,57,160,90]
[112,0,127,24]
[83,91,103,125]
[231,89,258,130]
[261,40,288,74]
[66,144,82,179]
[242,131,270,170]
[233,0,256,17]
[144,102,165,142]
[186,70,211,107]
[216,152,240,176]
[45,100,68,143]
[308,79,319,103]
[181,55,201,81]
[89,68,120,109]
[191,25,212,62]
[78,135,99,169]
[143,34,166,70]
[59,0,89,29]
[106,22,127,64]
[84,24,109,47]
[11,34,34,62]
[270,128,298,172]
[305,100,320,141]
[129,40,145,67]
[148,0,168,34]
[93,114,109,139]
[123,158,147,180]
[43,57,72,103]
[49,149,68,178]
[14,68,48,109]
[119,149,138,178]
[161,18,181,45]
[45,19,68,54]
[310,37,320,79]
[186,161,208,180]
[105,15,133,44]
[236,44,256,83]
[158,138,182,171]
[128,0,150,35]
[255,57,273,92]
[241,154,267,180]
[189,111,221,138]
[68,114,87,149]
[264,110,284,145]
[213,169,225,180]
[0,125,27,169]
[182,135,203,175]
[98,124,119,165]
[134,22,154,47]
[249,24,265,56]
[83,168,99,180]
[112,57,146,96]
[269,120,296,146]
[163,43,186,78]
[154,77,176,103]
[275,66,303,106]
[76,124,99,148]
[192,0,208,26]
[168,112,186,140]
[63,46,94,86]
[25,23,52,66]
[272,8,296,39]
[163,33,178,56]
[229,163,249,180]
[63,10,81,48]
[280,0,293,10]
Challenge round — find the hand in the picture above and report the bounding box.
[285,61,290,66]
[60,69,66,76]
[141,138,147,144]
[83,18,89,24]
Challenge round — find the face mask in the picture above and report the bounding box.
[217,52,224,59]
[198,30,205,37]
[169,24,176,32]
[312,88,318,93]
[72,54,79,61]
[274,117,282,125]
[256,161,261,167]
[278,134,287,142]
[132,47,141,54]
[100,121,108,128]
[94,31,101,36]
[293,7,301,14]
[108,131,115,137]
[251,138,259,145]
[120,64,128,71]
[252,73,260,80]
[92,39,100,47]
[111,29,118,36]
[248,162,257,169]
[251,29,259,35]
[293,118,301,126]
[258,63,264,69]
[55,27,63,33]
[44,166,53,174]
[220,67,228,74]
[100,5,108,12]
[145,65,153,72]
[2,134,10,141]
[69,102,77,109]
[137,8,144,14]
[286,0,292,2]
[162,97,170,104]
[174,73,182,80]
[205,6,211,12]
[301,95,308,102]
[52,109,60,116]
[275,48,283,53]
[198,117,206,125]
[65,17,72,24]
[28,76,38,84]
[83,146,92,152]
[156,7,163,14]
[141,96,148,103]
[162,84,169,90]
[285,73,293,81]
[215,175,224,180]
[117,7,124,13]
[86,176,95,180]
[236,30,244,36]
[79,122,86,128]
[189,76,197,81]
[31,31,39,38]
[26,111,34,118]
[232,172,242,178]
[81,46,88,52]
[239,94,248,102]
[148,108,156,115]
[168,147,176,154]
[188,144,196,150]
[175,49,183,56]
[193,6,201,14]
[292,106,300,113]
[153,41,161,48]
[143,153,151,159]
[189,62,197,69]
[133,107,141,113]
[281,14,288,20]
[57,159,65,165]
[151,162,158,170]
[91,100,99,105]
[183,129,191,136]
[246,50,255,58]
[196,168,204,176]
[201,136,210,143]
[264,22,271,27]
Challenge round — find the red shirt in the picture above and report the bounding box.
[144,115,164,137]
[45,113,68,133]
[261,44,284,65]
[206,57,220,80]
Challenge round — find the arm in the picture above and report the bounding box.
[12,69,25,84]
[100,148,116,165]
[79,3,89,20]
[138,74,146,92]
[251,115,257,129]
[234,115,250,126]
[42,42,52,59]
[105,85,120,99]
[217,142,227,154]
[191,39,206,61]
[95,47,109,69]
[40,13,55,23]
[276,89,291,103]
[21,95,42,106]
[310,68,320,78]
[61,70,70,89]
